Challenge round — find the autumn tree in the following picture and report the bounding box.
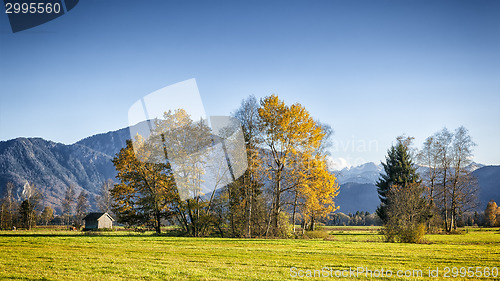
[153,109,215,237]
[484,200,499,227]
[0,182,18,230]
[376,136,420,223]
[296,154,339,231]
[258,94,327,236]
[112,139,176,234]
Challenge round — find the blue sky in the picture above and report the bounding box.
[1,0,499,167]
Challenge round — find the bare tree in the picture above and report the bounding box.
[232,95,266,238]
[75,190,89,227]
[1,182,18,230]
[448,126,477,230]
[96,179,114,213]
[62,185,76,226]
[419,127,477,232]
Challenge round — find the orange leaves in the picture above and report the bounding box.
[297,154,339,221]
[258,94,325,164]
[259,94,338,231]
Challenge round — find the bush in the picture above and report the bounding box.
[276,212,293,238]
[382,184,431,243]
[383,223,426,243]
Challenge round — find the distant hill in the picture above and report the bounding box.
[333,162,499,213]
[0,138,119,213]
[334,182,379,214]
[472,165,500,209]
[76,126,131,157]
[0,124,498,215]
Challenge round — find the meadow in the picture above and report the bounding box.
[0,226,499,280]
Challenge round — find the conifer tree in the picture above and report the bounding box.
[376,136,420,223]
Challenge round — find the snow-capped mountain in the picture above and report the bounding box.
[333,162,383,185]
[332,161,498,213]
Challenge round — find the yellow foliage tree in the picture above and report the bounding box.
[297,155,339,231]
[258,94,326,236]
[112,138,176,234]
[485,200,499,227]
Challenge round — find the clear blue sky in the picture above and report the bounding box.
[1,0,499,167]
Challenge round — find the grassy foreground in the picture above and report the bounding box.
[0,227,499,280]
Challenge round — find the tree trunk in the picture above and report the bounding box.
[155,208,161,234]
[247,179,253,238]
[271,170,282,236]
[292,190,298,234]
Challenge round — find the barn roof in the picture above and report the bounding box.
[83,212,114,221]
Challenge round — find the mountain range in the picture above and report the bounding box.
[0,125,499,215]
[0,128,130,213]
[332,162,499,214]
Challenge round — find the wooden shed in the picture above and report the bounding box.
[83,212,114,230]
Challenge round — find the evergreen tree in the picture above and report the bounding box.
[376,136,420,223]
[19,182,41,230]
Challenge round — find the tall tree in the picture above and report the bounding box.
[112,139,176,234]
[153,109,214,237]
[418,136,440,203]
[230,95,266,238]
[113,109,216,236]
[18,182,41,230]
[75,190,90,225]
[296,154,339,231]
[96,179,114,213]
[0,182,18,230]
[376,136,420,223]
[258,94,325,236]
[419,127,478,232]
[62,185,76,226]
[432,128,454,231]
[448,126,477,231]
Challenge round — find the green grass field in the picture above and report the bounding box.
[0,227,499,280]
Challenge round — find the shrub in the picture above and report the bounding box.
[382,184,431,243]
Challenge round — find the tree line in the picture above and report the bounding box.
[376,127,483,243]
[0,180,114,230]
[1,98,496,240]
[111,94,339,237]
